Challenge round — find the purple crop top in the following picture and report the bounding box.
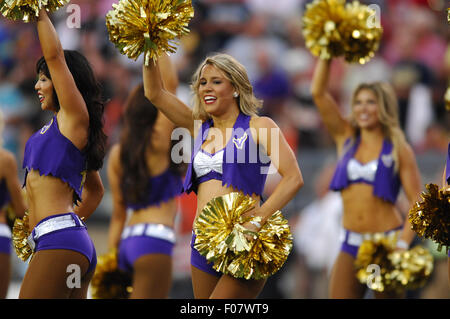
[329,136,401,203]
[183,112,271,197]
[22,115,87,201]
[125,168,183,210]
[0,179,10,209]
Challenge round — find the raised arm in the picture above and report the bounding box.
[107,145,127,250]
[143,56,194,135]
[73,170,104,220]
[36,9,89,146]
[2,151,26,218]
[311,58,352,149]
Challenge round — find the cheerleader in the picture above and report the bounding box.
[143,53,303,298]
[107,55,183,298]
[311,58,422,298]
[0,110,26,298]
[18,9,106,298]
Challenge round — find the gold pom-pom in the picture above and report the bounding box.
[408,184,450,253]
[302,0,382,64]
[12,211,33,262]
[355,234,433,293]
[302,0,347,60]
[340,1,383,64]
[194,192,293,280]
[105,0,194,66]
[90,249,132,299]
[0,0,70,23]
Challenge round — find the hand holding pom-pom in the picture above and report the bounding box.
[106,0,194,66]
[90,249,132,299]
[1,0,69,23]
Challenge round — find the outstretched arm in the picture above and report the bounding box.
[143,55,194,135]
[311,58,352,151]
[36,9,89,146]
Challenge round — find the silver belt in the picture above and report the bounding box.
[0,223,11,238]
[339,228,401,247]
[121,223,176,244]
[27,213,85,251]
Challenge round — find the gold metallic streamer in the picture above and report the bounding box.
[194,192,293,280]
[0,0,69,23]
[355,234,433,293]
[302,0,382,64]
[90,249,132,299]
[408,184,450,253]
[105,0,194,66]
[12,211,33,262]
[340,1,383,64]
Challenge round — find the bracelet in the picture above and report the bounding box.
[396,239,409,250]
[249,220,262,229]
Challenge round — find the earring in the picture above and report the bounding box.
[233,92,239,98]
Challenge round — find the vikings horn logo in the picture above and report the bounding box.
[233,132,248,150]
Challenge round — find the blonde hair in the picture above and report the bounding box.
[190,53,263,121]
[349,82,406,172]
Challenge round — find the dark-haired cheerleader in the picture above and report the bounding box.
[0,111,26,298]
[18,9,106,298]
[107,55,184,298]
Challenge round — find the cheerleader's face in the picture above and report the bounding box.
[35,72,56,112]
[352,89,381,130]
[198,64,237,116]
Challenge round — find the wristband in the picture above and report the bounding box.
[396,239,409,250]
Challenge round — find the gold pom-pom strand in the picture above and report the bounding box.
[90,249,132,299]
[388,246,434,292]
[226,210,293,280]
[105,0,194,66]
[194,192,293,280]
[355,232,397,292]
[12,211,34,262]
[408,184,450,253]
[355,233,434,293]
[302,0,347,60]
[0,0,70,23]
[339,1,383,64]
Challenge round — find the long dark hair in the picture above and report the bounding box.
[120,84,182,204]
[36,50,107,171]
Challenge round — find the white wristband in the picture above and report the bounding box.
[249,220,262,229]
[396,239,409,250]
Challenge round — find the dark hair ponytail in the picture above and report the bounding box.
[36,50,107,170]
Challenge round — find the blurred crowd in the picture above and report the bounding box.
[0,0,449,298]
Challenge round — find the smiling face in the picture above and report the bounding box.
[35,72,56,112]
[352,88,381,130]
[197,64,237,117]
